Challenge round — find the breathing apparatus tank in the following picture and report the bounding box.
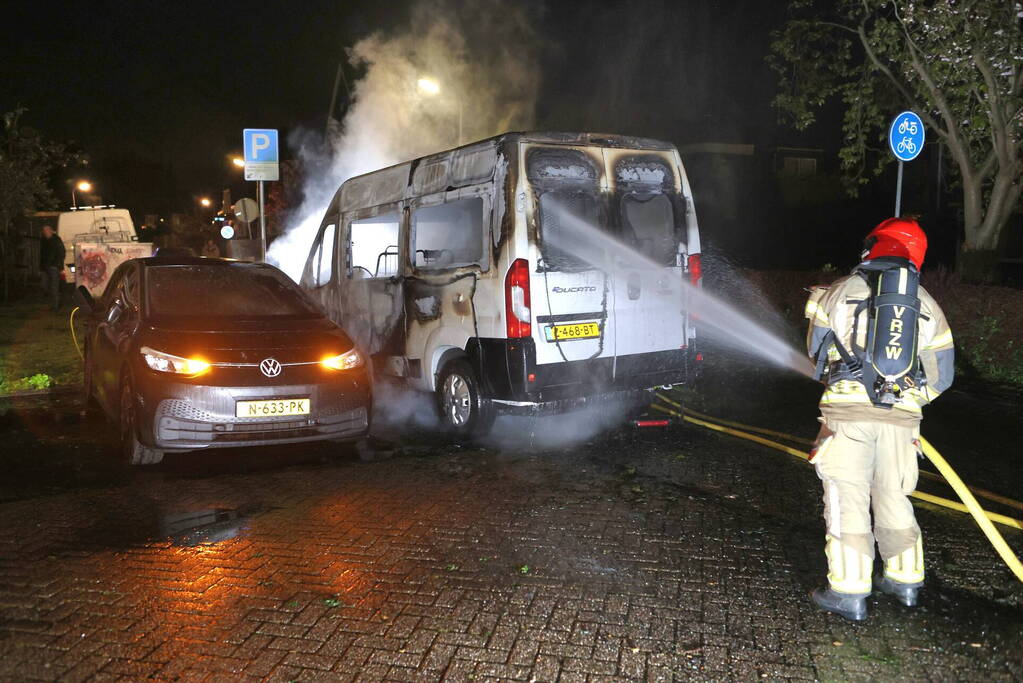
[807,256,925,409]
[860,258,923,406]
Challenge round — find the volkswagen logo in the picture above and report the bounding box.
[259,358,282,378]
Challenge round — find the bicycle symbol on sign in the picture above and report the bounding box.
[898,117,919,136]
[896,137,917,155]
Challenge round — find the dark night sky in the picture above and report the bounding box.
[2,0,801,218]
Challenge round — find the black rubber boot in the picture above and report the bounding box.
[811,587,868,621]
[874,576,922,607]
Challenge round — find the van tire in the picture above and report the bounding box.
[436,359,495,438]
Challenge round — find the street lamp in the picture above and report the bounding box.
[417,76,462,146]
[199,197,212,208]
[72,180,93,209]
[417,77,441,95]
[231,157,245,168]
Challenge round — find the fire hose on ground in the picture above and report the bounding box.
[69,306,83,360]
[652,393,1023,584]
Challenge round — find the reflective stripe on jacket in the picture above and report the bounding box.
[806,274,954,424]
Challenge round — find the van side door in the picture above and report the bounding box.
[300,213,341,323]
[404,189,491,388]
[339,205,405,356]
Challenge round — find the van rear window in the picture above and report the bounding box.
[537,190,605,271]
[530,149,684,272]
[620,193,678,267]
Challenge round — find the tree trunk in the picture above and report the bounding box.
[956,165,1020,284]
[957,245,1001,284]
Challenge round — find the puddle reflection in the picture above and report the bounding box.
[159,504,264,546]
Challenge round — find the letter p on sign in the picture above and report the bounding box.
[252,134,270,156]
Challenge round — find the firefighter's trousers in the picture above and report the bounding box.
[814,420,925,594]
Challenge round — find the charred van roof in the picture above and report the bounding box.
[341,132,675,187]
[332,132,678,213]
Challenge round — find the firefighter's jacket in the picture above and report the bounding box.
[806,273,954,425]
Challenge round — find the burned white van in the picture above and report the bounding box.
[300,132,702,436]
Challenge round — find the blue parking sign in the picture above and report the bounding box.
[888,112,925,162]
[242,128,279,181]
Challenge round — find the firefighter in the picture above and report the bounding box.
[804,218,954,621]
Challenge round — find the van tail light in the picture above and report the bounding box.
[505,258,532,338]
[687,253,703,286]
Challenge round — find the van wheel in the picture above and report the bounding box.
[119,376,163,466]
[436,359,495,438]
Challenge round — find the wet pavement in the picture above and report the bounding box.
[0,367,1021,681]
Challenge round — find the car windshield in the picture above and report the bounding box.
[146,265,320,320]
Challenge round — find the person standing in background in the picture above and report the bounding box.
[39,225,65,311]
[201,235,221,258]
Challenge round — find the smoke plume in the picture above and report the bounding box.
[268,0,542,280]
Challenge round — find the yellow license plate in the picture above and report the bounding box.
[236,398,311,418]
[545,322,601,341]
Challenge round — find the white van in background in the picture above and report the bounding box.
[56,207,137,279]
[53,206,153,296]
[300,132,703,437]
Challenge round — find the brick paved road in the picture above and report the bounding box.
[0,387,1020,681]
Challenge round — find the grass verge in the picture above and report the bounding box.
[0,301,83,396]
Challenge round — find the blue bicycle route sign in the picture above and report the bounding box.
[889,111,925,162]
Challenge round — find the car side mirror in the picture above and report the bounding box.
[74,285,95,313]
[107,301,126,324]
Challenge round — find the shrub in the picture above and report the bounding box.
[0,372,52,395]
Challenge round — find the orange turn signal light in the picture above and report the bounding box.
[320,349,364,371]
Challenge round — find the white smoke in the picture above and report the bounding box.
[268,0,541,280]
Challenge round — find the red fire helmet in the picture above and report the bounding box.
[863,217,928,269]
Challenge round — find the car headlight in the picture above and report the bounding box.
[320,349,364,371]
[140,346,210,376]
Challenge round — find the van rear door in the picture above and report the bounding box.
[525,145,616,366]
[605,152,688,364]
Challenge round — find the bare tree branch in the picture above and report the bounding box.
[974,52,1010,164]
[979,148,998,180]
[855,20,931,123]
[816,20,859,35]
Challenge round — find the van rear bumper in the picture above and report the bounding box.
[470,338,688,406]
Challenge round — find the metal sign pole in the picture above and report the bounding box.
[258,180,267,261]
[888,112,922,217]
[895,160,904,217]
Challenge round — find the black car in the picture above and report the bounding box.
[79,257,371,464]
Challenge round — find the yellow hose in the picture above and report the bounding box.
[653,404,811,460]
[916,469,1023,512]
[657,393,815,446]
[652,402,1023,533]
[657,393,1023,513]
[919,437,1023,582]
[652,401,1023,582]
[69,306,83,360]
